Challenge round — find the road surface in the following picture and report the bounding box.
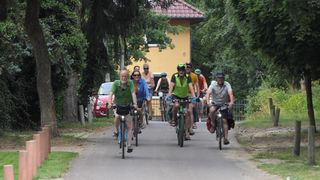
[63,120,279,180]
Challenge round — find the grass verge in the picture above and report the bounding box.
[0,151,77,180]
[35,152,78,180]
[254,147,320,180]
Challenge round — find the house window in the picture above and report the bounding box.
[144,33,169,48]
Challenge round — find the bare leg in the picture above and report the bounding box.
[126,119,133,146]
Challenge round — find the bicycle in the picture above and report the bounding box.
[168,98,192,147]
[114,105,132,159]
[213,104,228,150]
[158,91,168,122]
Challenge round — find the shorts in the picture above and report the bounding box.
[172,95,190,109]
[137,100,144,108]
[148,88,153,99]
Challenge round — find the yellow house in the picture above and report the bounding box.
[127,0,204,79]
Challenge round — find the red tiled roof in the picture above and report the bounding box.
[153,0,204,20]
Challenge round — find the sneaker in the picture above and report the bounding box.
[192,123,197,129]
[209,127,215,134]
[223,139,230,145]
[127,145,133,153]
[185,132,191,140]
[140,123,146,129]
[189,129,195,136]
[113,132,118,137]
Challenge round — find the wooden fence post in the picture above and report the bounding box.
[293,121,301,156]
[33,134,41,168]
[271,105,275,122]
[79,105,85,125]
[273,108,280,127]
[26,140,36,179]
[19,150,28,180]
[268,98,273,116]
[3,165,14,180]
[308,125,316,165]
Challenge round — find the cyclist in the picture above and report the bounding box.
[194,69,208,118]
[155,72,169,94]
[131,70,150,129]
[167,64,197,140]
[206,72,234,145]
[185,63,199,131]
[133,65,140,72]
[109,70,138,153]
[141,63,155,120]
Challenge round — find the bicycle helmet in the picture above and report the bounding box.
[177,63,186,71]
[195,69,201,75]
[161,72,167,77]
[215,72,225,78]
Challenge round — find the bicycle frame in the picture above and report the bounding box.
[213,104,228,150]
[173,99,191,147]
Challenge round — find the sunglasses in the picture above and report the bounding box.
[133,74,140,77]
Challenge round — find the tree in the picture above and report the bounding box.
[25,0,58,135]
[228,0,320,128]
[79,0,179,105]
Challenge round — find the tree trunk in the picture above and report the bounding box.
[25,0,58,136]
[63,71,79,122]
[304,68,317,132]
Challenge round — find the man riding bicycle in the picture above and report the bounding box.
[109,70,138,153]
[131,70,150,129]
[195,69,208,118]
[167,64,197,140]
[206,72,234,145]
[141,63,155,120]
[185,63,199,130]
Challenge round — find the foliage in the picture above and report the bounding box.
[245,82,320,126]
[0,0,87,129]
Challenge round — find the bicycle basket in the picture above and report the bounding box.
[116,105,131,115]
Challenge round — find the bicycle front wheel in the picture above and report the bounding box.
[177,115,185,147]
[121,122,126,159]
[134,114,139,147]
[217,117,223,150]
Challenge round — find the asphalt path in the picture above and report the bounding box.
[63,120,280,180]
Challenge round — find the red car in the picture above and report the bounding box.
[93,82,113,117]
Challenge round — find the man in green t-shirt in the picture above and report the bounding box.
[167,64,196,140]
[109,70,138,153]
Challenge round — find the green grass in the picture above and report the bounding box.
[58,117,113,131]
[240,111,319,129]
[35,152,78,179]
[0,152,19,180]
[254,147,320,179]
[0,151,77,180]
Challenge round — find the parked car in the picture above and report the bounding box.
[93,82,113,117]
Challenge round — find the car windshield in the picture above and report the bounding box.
[98,83,113,95]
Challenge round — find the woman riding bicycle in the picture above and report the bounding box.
[166,63,197,140]
[131,70,150,129]
[155,72,169,94]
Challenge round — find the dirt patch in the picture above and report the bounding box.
[235,124,320,154]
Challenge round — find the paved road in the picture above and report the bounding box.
[64,120,279,180]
